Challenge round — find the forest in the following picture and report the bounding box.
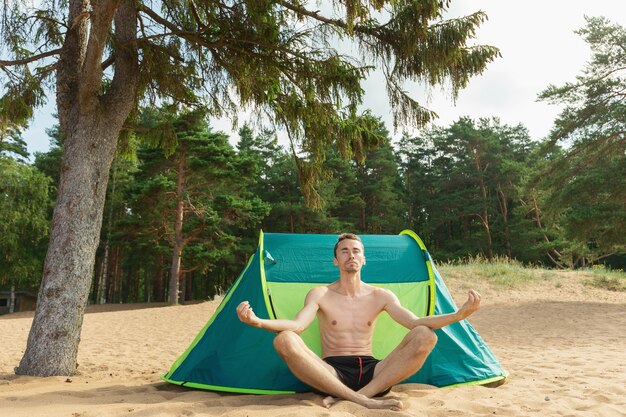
[1,14,624,307]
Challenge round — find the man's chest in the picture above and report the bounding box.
[318,296,385,330]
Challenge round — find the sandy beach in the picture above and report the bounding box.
[1,272,625,417]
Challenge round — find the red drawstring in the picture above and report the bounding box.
[358,356,363,385]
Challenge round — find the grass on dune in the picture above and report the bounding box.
[584,264,626,292]
[437,255,626,292]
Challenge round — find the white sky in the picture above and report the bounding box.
[21,0,626,157]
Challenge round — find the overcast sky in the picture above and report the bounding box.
[21,1,625,158]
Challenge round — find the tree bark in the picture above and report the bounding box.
[497,186,512,259]
[154,253,165,302]
[97,163,118,304]
[185,271,194,301]
[169,226,184,304]
[406,171,413,228]
[16,0,138,376]
[93,255,104,303]
[112,246,122,303]
[16,116,122,376]
[472,148,493,261]
[522,195,566,269]
[169,152,186,305]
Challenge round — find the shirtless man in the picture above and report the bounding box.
[236,233,481,411]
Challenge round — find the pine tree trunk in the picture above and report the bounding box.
[97,163,117,304]
[98,244,110,304]
[144,268,151,303]
[169,154,186,305]
[497,187,513,259]
[93,255,104,303]
[360,206,366,231]
[524,195,566,269]
[113,246,122,303]
[154,254,165,302]
[185,271,193,301]
[169,206,184,305]
[16,0,137,376]
[473,151,493,261]
[16,120,121,376]
[406,171,413,228]
[135,269,141,303]
[483,218,493,261]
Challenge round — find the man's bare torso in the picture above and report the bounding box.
[315,282,388,358]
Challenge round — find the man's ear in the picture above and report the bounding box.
[333,257,338,267]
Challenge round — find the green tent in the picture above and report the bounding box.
[162,230,507,394]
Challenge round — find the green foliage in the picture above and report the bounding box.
[321,147,363,232]
[0,124,29,162]
[397,117,536,261]
[256,149,343,233]
[114,109,270,301]
[32,125,63,199]
[6,106,625,301]
[244,116,404,234]
[0,157,52,291]
[537,16,626,260]
[355,136,405,233]
[0,69,48,136]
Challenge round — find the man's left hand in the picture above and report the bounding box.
[457,289,481,320]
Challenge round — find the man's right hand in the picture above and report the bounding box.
[236,301,262,327]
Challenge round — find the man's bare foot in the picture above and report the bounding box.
[323,395,339,408]
[363,397,404,411]
[323,395,403,411]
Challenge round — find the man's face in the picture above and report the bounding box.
[333,239,365,273]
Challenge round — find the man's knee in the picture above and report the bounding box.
[408,325,438,353]
[273,330,301,357]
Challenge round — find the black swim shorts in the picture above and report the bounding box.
[315,355,391,397]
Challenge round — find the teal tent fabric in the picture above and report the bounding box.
[262,233,430,284]
[162,246,306,393]
[403,264,506,386]
[162,231,507,393]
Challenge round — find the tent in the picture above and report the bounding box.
[162,230,507,394]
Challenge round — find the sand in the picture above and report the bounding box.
[1,273,625,417]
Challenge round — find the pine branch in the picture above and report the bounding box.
[101,54,115,70]
[275,0,347,28]
[138,4,224,49]
[0,48,62,67]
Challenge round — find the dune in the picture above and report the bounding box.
[1,272,625,417]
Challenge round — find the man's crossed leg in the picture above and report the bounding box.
[273,325,438,411]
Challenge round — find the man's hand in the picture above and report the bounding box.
[456,289,481,320]
[236,301,262,328]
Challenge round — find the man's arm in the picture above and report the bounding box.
[383,288,481,330]
[236,287,324,334]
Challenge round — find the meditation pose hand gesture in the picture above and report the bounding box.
[237,233,481,411]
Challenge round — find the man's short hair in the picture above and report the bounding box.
[334,233,363,258]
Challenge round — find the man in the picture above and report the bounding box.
[236,233,481,411]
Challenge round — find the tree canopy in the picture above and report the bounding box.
[1,0,499,177]
[537,16,626,263]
